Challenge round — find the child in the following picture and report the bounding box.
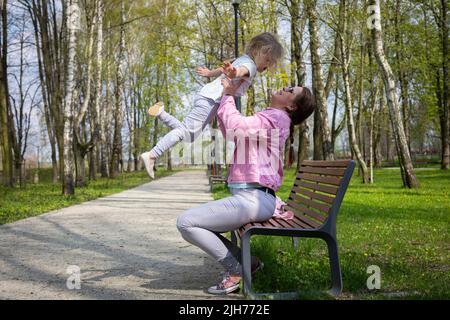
[140,32,284,178]
[177,79,317,295]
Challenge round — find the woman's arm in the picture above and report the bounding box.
[217,95,263,132]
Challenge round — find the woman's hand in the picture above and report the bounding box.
[221,77,244,97]
[196,66,212,77]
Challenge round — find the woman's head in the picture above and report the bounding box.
[245,32,284,72]
[271,86,316,125]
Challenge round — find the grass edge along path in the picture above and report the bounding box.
[212,168,450,300]
[0,167,177,225]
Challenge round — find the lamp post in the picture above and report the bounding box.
[231,0,241,112]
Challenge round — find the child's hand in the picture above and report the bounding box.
[196,66,211,77]
[221,61,237,78]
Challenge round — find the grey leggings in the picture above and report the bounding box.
[151,94,218,157]
[176,188,276,275]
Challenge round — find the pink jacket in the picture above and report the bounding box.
[217,95,291,192]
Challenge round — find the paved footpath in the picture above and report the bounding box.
[0,170,240,300]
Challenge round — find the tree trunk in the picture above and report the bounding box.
[89,146,96,180]
[286,0,309,168]
[374,104,383,168]
[394,0,411,154]
[440,0,449,169]
[368,82,379,183]
[339,0,369,183]
[74,3,96,187]
[369,0,419,188]
[111,2,126,178]
[100,22,110,178]
[93,0,104,178]
[0,0,14,187]
[62,0,79,195]
[75,145,87,187]
[305,0,334,160]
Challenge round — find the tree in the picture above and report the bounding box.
[305,0,334,161]
[62,0,80,195]
[73,0,97,187]
[110,1,126,178]
[283,0,309,169]
[369,0,419,188]
[0,0,14,187]
[20,0,66,183]
[9,10,40,187]
[338,0,369,183]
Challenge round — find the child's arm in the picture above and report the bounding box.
[221,61,250,79]
[196,66,223,78]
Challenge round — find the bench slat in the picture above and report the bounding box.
[267,218,284,228]
[297,173,342,186]
[291,187,334,204]
[289,216,313,229]
[293,214,321,228]
[296,180,339,195]
[271,218,292,229]
[301,160,351,167]
[286,200,327,223]
[289,193,331,214]
[299,166,346,176]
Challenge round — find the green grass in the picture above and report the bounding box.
[212,168,450,299]
[0,167,176,225]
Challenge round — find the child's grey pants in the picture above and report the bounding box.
[151,94,218,157]
[176,188,276,275]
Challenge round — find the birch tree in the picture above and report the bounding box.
[62,0,80,195]
[369,0,419,188]
[110,1,125,178]
[338,0,369,183]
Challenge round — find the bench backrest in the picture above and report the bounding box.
[286,160,356,228]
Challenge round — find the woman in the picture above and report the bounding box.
[177,78,316,295]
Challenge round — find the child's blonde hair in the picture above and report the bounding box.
[245,32,284,69]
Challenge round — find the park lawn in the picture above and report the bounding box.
[0,167,176,225]
[212,168,450,299]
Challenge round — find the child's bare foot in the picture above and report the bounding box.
[139,151,156,179]
[148,102,164,117]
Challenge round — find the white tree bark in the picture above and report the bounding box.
[111,1,126,178]
[62,0,80,195]
[369,0,419,188]
[93,0,104,177]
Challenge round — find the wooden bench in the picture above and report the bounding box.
[231,159,356,299]
[207,164,228,191]
[413,159,429,167]
[208,174,227,191]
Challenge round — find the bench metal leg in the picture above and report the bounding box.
[231,231,237,246]
[292,237,299,251]
[241,232,253,296]
[325,236,343,296]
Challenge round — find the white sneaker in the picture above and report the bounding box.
[148,102,164,117]
[140,152,155,179]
